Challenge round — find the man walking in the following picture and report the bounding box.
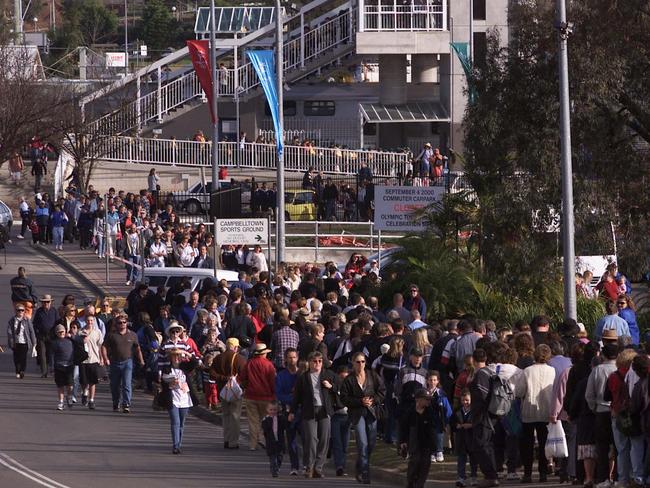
[101,313,145,413]
[240,343,276,450]
[32,294,59,377]
[276,348,301,475]
[10,267,38,318]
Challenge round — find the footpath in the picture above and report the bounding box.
[31,241,560,488]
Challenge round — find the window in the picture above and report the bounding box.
[294,192,314,204]
[264,100,296,117]
[473,32,488,68]
[363,123,377,136]
[304,100,335,116]
[473,0,486,21]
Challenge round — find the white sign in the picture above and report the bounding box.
[374,185,444,231]
[140,45,148,57]
[106,52,127,68]
[216,218,269,246]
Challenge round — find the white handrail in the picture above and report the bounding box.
[99,137,410,177]
[362,2,446,32]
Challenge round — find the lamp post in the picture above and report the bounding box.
[32,17,38,32]
[275,0,285,268]
[210,0,219,190]
[556,0,577,320]
[124,0,129,75]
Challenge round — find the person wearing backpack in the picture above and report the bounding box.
[604,348,641,488]
[518,344,556,483]
[469,341,522,488]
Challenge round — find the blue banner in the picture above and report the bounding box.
[247,50,283,157]
[450,42,477,103]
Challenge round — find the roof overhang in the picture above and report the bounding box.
[359,101,450,123]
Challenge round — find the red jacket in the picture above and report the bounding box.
[241,356,276,401]
[606,367,630,416]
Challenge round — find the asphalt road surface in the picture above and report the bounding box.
[0,241,397,488]
[0,240,566,488]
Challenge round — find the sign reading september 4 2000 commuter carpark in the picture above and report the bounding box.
[215,218,269,246]
[374,186,444,232]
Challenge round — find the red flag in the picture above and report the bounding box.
[187,40,216,123]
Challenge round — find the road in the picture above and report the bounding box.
[0,240,397,488]
[0,240,567,488]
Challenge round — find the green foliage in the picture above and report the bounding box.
[463,1,650,285]
[51,0,118,51]
[139,0,175,52]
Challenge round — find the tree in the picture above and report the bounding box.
[140,0,174,52]
[463,0,650,285]
[0,45,74,165]
[51,0,118,50]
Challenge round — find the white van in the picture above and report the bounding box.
[140,267,239,294]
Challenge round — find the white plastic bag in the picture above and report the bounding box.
[545,421,568,458]
[220,376,243,402]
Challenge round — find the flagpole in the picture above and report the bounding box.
[275,0,285,268]
[210,0,219,191]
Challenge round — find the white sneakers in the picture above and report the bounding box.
[435,452,444,462]
[57,401,64,411]
[506,473,520,481]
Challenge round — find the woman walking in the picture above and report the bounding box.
[159,348,198,454]
[341,351,385,484]
[7,304,37,378]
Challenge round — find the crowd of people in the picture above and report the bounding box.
[6,244,650,488]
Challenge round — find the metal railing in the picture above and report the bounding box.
[362,2,447,31]
[100,137,411,176]
[87,10,353,137]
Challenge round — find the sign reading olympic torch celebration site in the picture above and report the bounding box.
[215,218,269,246]
[374,185,445,232]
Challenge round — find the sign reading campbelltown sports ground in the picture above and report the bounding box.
[215,218,269,246]
[374,186,444,232]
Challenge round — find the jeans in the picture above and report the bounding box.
[126,255,140,282]
[72,365,80,398]
[96,234,105,257]
[611,418,644,483]
[109,359,133,408]
[169,406,189,449]
[286,415,300,470]
[457,450,478,480]
[354,414,377,477]
[269,453,283,476]
[331,413,351,470]
[434,431,444,454]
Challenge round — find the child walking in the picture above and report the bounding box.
[452,389,478,487]
[261,401,287,477]
[399,388,436,488]
[426,370,452,462]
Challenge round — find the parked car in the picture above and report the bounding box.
[284,188,317,221]
[0,199,13,234]
[140,267,238,294]
[171,180,252,215]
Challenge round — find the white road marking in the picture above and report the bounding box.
[0,452,72,488]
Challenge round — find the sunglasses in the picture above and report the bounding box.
[118,320,127,324]
[170,330,181,334]
[355,360,366,364]
[16,309,25,312]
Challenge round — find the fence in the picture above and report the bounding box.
[362,1,447,31]
[160,171,474,220]
[100,137,412,177]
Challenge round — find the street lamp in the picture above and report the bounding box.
[171,5,179,21]
[32,17,38,32]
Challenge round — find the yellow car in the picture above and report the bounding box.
[285,188,317,221]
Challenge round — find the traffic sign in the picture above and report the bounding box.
[215,218,269,246]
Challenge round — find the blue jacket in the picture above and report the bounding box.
[51,210,67,227]
[275,368,298,407]
[430,387,452,432]
[619,308,640,345]
[35,206,49,219]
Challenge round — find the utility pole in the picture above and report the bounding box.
[468,0,473,61]
[124,0,129,75]
[275,0,285,267]
[210,0,219,190]
[556,0,576,320]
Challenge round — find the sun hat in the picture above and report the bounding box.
[55,324,66,333]
[253,343,271,355]
[40,294,53,302]
[602,329,618,342]
[226,337,240,348]
[165,321,185,336]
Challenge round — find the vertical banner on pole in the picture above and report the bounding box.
[247,50,284,158]
[187,40,216,123]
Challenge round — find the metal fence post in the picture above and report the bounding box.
[315,220,319,262]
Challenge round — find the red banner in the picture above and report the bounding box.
[186,40,216,123]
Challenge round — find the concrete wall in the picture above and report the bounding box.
[356,31,451,55]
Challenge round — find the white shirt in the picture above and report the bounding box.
[177,244,195,267]
[150,241,167,266]
[168,368,193,408]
